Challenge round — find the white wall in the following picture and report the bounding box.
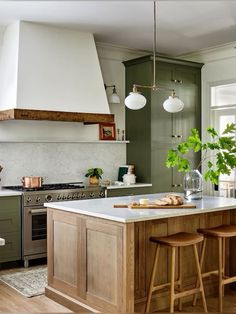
[97,43,147,133]
[179,41,236,194]
[0,36,146,185]
[0,22,19,109]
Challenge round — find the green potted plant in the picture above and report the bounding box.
[166,123,236,199]
[85,167,104,185]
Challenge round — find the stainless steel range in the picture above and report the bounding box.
[4,183,105,267]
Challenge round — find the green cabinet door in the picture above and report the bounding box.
[0,196,21,262]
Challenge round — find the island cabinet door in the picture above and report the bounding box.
[47,209,84,299]
[80,219,126,312]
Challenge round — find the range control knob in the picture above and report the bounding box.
[67,195,72,200]
[26,197,32,203]
[62,195,67,200]
[72,193,77,200]
[45,194,52,202]
[81,193,86,198]
[35,196,41,203]
[90,192,95,198]
[57,195,61,200]
[99,191,105,198]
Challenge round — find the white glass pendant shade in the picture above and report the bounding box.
[109,92,120,104]
[163,95,184,113]
[125,92,146,110]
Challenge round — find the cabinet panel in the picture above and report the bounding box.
[47,210,82,298]
[0,196,21,262]
[0,231,21,262]
[107,187,152,197]
[125,55,202,193]
[0,206,21,233]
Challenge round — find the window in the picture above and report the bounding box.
[211,83,236,107]
[211,83,236,197]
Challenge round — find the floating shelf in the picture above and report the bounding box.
[0,109,114,124]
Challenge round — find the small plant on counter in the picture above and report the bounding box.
[85,168,104,185]
[166,123,236,185]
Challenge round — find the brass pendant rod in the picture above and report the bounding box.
[131,1,176,99]
[153,1,156,87]
[133,84,174,93]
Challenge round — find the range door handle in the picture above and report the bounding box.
[30,208,47,214]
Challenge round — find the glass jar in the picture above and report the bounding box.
[183,169,203,200]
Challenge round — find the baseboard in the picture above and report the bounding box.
[45,286,99,313]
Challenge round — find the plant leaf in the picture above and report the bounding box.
[207,127,218,138]
[222,123,236,134]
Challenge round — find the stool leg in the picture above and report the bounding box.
[170,247,176,313]
[193,244,208,313]
[178,247,182,311]
[218,237,223,312]
[193,237,207,306]
[145,244,160,313]
[222,237,225,297]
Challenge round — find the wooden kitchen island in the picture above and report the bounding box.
[45,194,236,312]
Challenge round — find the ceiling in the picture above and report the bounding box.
[0,1,236,55]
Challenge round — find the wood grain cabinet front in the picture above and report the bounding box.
[0,196,21,262]
[47,208,133,312]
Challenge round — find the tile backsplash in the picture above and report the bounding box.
[0,142,126,186]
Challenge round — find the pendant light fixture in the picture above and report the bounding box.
[124,1,184,113]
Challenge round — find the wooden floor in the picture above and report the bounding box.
[0,265,236,312]
[0,265,72,313]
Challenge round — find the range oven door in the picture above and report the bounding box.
[23,206,47,258]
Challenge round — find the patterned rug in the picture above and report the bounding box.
[0,266,47,298]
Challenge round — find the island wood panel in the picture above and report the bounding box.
[47,209,82,299]
[230,210,236,287]
[46,208,135,313]
[81,219,124,312]
[134,221,147,299]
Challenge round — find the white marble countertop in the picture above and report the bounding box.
[106,183,152,190]
[45,193,236,223]
[0,188,22,197]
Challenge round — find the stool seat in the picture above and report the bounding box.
[150,232,204,247]
[198,224,236,238]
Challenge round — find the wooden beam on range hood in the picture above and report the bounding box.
[0,109,114,124]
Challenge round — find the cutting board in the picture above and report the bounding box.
[113,203,196,209]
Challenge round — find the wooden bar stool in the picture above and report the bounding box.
[193,224,236,312]
[145,232,207,313]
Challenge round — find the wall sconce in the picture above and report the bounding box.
[104,84,121,104]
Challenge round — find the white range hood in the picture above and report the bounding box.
[0,21,111,115]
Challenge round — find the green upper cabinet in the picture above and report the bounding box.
[124,55,203,193]
[0,196,21,263]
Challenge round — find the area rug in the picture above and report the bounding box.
[0,266,47,298]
